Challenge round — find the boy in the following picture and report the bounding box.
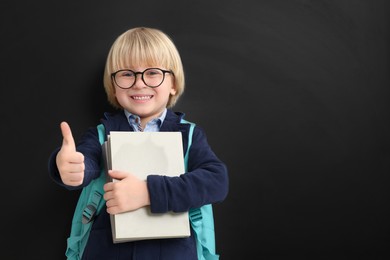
[48,27,229,260]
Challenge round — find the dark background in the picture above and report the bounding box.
[1,0,389,259]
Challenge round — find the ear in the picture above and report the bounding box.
[170,84,177,95]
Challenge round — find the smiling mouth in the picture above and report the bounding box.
[131,95,153,100]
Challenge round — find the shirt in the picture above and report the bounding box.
[124,109,167,132]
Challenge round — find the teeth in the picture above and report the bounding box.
[133,96,151,100]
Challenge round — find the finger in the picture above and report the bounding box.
[103,182,114,193]
[106,199,118,209]
[108,170,129,181]
[60,121,76,152]
[106,205,120,215]
[65,161,85,172]
[103,190,114,201]
[65,172,84,183]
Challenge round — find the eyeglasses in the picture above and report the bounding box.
[111,68,174,89]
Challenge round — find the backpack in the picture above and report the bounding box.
[65,119,219,260]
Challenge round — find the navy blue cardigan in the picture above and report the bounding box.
[48,109,229,259]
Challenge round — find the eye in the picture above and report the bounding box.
[145,69,163,77]
[119,70,135,77]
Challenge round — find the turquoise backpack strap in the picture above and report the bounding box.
[181,119,219,260]
[65,124,107,260]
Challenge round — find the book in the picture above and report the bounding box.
[102,131,191,243]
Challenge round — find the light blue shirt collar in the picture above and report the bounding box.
[124,109,167,132]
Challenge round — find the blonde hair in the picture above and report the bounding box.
[103,27,185,108]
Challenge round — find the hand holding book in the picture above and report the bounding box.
[103,169,151,215]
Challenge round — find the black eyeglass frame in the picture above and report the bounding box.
[111,68,174,89]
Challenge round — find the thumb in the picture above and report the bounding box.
[60,121,76,152]
[108,170,129,181]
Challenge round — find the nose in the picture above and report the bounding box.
[132,72,146,88]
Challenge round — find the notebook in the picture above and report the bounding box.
[102,131,191,243]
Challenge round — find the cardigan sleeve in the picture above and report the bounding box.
[147,125,229,213]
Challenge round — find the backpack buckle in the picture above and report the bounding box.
[82,191,103,224]
[82,204,97,224]
[189,208,202,223]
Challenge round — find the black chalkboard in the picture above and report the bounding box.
[1,0,388,259]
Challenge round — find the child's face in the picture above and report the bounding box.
[114,66,176,123]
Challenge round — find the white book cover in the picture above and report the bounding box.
[105,131,190,243]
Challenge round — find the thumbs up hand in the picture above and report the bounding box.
[56,121,85,186]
